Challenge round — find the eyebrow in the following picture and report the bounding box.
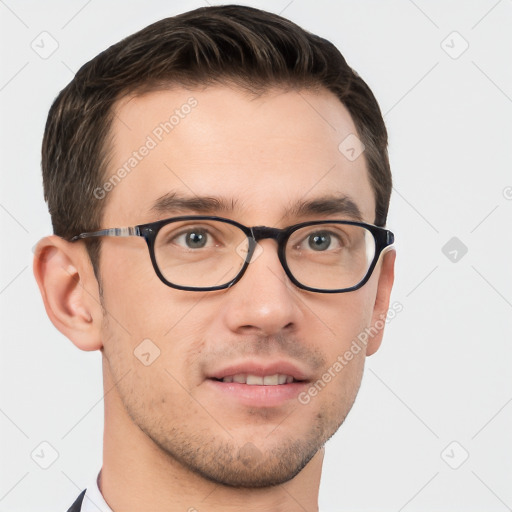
[149,192,239,215]
[148,192,364,222]
[288,196,363,222]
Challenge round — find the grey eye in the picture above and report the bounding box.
[185,230,208,248]
[308,232,332,251]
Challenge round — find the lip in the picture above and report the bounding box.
[206,360,311,382]
[205,379,309,407]
[204,359,312,408]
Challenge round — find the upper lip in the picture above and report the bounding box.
[206,359,311,382]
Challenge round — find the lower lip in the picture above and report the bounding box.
[205,379,309,407]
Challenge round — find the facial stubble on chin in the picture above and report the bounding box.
[132,403,353,488]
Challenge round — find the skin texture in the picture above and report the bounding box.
[34,86,395,512]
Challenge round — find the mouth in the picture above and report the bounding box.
[205,361,311,407]
[211,373,302,385]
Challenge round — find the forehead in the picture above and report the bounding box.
[102,86,375,226]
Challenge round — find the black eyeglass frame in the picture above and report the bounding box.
[70,215,395,293]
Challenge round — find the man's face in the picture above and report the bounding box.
[98,85,385,486]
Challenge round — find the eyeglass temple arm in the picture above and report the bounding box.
[70,226,141,242]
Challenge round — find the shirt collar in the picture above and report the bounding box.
[81,469,113,512]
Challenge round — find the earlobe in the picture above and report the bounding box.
[33,235,103,351]
[366,248,396,356]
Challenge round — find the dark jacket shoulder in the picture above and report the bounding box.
[67,489,86,512]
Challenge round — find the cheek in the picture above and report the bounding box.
[100,263,213,387]
[314,288,375,349]
[99,239,198,338]
[101,305,209,417]
[300,291,375,408]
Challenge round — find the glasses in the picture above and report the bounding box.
[70,215,394,293]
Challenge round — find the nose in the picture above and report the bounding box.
[221,239,302,337]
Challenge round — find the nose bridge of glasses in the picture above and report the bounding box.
[249,225,284,243]
[243,226,289,280]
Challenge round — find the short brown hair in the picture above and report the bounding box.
[42,4,391,276]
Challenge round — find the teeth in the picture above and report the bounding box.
[263,374,278,385]
[221,373,295,385]
[247,375,264,385]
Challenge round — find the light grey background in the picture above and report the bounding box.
[1,1,511,511]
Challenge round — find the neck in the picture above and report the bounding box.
[101,357,323,512]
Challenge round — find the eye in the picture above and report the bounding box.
[305,230,343,251]
[308,232,332,251]
[173,229,212,249]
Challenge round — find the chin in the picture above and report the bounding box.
[190,438,318,488]
[145,422,327,488]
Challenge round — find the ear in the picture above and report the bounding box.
[366,248,396,356]
[33,235,103,351]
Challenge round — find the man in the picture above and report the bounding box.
[33,4,395,511]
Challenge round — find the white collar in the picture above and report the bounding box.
[81,469,113,512]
